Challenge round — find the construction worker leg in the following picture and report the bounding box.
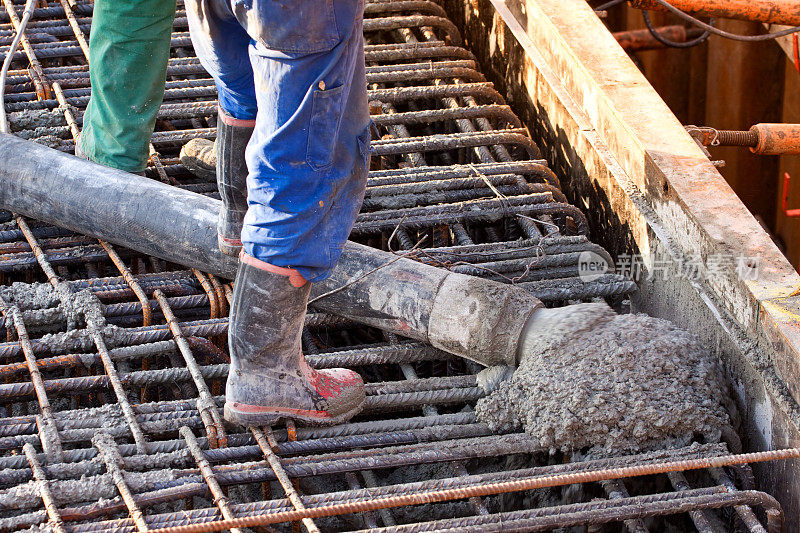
[79,0,176,173]
[185,0,371,426]
[184,0,257,121]
[185,0,257,253]
[241,0,372,283]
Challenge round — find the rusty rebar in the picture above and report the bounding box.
[154,290,226,447]
[86,320,150,453]
[100,241,153,326]
[179,426,244,533]
[0,300,63,460]
[22,443,67,533]
[93,432,150,532]
[133,447,795,533]
[252,427,321,533]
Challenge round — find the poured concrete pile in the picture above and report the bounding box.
[475,303,729,454]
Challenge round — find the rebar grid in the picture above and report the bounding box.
[0,0,776,531]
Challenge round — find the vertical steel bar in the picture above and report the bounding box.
[599,479,650,533]
[360,470,398,527]
[149,144,179,185]
[344,472,380,528]
[251,426,321,533]
[0,300,63,460]
[57,0,90,59]
[208,275,228,317]
[154,289,226,447]
[179,426,244,533]
[667,471,720,532]
[51,82,81,142]
[192,269,219,319]
[0,0,51,99]
[708,467,768,533]
[23,443,67,533]
[101,242,154,327]
[93,432,150,532]
[86,320,150,453]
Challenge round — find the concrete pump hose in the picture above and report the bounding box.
[0,134,544,366]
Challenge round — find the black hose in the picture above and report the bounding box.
[595,0,626,12]
[0,134,540,366]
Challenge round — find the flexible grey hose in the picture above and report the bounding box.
[0,0,37,134]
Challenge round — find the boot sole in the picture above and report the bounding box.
[224,401,364,427]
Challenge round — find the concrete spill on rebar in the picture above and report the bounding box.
[475,303,729,455]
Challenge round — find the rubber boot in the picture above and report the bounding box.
[217,112,254,256]
[224,252,366,426]
[180,110,254,256]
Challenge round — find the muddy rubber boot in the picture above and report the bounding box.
[216,112,255,256]
[180,138,216,182]
[224,252,366,427]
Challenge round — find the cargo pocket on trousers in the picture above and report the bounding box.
[306,84,347,171]
[357,124,372,170]
[326,125,371,263]
[231,0,339,54]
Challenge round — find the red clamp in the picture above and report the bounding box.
[794,33,800,73]
[782,173,800,218]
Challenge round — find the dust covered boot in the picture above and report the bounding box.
[180,109,255,256]
[215,111,255,256]
[224,252,365,427]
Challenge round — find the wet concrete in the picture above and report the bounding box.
[0,282,61,310]
[475,303,729,454]
[7,109,66,132]
[7,110,68,148]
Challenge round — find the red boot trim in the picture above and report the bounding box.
[218,107,257,127]
[240,252,308,287]
[219,235,243,246]
[227,402,332,419]
[299,354,361,400]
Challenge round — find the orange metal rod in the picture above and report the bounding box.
[630,0,800,27]
[751,123,800,156]
[686,124,800,155]
[614,25,687,50]
[144,446,800,533]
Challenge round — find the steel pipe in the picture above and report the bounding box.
[630,0,800,26]
[687,123,800,155]
[751,123,800,155]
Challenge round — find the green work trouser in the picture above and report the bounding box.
[80,0,176,172]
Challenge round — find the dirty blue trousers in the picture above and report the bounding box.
[186,0,370,282]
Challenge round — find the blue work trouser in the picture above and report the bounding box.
[185,0,370,282]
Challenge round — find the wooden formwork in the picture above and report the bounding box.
[444,0,800,525]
